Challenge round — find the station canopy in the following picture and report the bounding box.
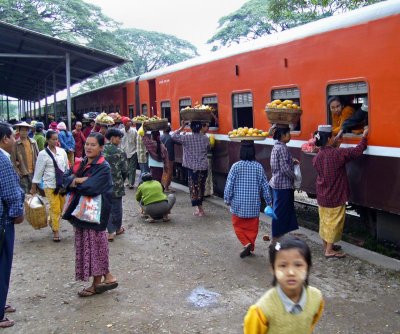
[0,20,128,101]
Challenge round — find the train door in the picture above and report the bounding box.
[232,92,253,128]
[161,101,171,123]
[122,87,127,116]
[202,95,218,130]
[271,87,301,131]
[148,79,157,116]
[128,105,134,118]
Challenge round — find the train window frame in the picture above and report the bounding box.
[179,98,192,123]
[232,92,254,129]
[161,100,171,123]
[202,95,218,130]
[141,104,148,116]
[128,105,134,118]
[270,87,301,133]
[109,105,114,113]
[326,81,369,138]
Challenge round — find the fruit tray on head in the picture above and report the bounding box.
[180,109,213,122]
[228,136,268,142]
[143,119,169,131]
[265,108,302,125]
[96,121,114,126]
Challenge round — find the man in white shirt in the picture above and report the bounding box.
[120,117,138,189]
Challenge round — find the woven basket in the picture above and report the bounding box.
[180,109,212,122]
[265,108,302,125]
[24,195,47,230]
[143,119,169,131]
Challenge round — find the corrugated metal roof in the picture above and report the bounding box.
[0,20,128,101]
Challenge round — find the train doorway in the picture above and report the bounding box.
[232,92,253,128]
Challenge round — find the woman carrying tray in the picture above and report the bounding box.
[172,121,210,216]
[140,130,169,183]
[269,125,299,241]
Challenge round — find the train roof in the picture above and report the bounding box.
[138,0,400,81]
[73,0,400,98]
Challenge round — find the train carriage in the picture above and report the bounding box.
[72,1,400,243]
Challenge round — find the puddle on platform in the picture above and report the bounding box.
[187,286,220,308]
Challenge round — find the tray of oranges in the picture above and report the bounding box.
[228,127,269,141]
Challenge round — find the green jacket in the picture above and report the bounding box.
[103,143,128,198]
[34,132,46,151]
[136,180,167,206]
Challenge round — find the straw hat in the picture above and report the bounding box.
[15,121,33,129]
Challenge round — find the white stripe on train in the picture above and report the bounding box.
[209,134,400,158]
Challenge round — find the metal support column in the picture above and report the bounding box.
[53,72,57,121]
[6,96,9,121]
[66,53,72,130]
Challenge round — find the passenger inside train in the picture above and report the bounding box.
[328,96,354,136]
[335,96,368,140]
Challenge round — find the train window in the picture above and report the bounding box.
[202,96,218,130]
[179,98,191,123]
[116,104,120,113]
[142,104,148,116]
[128,105,134,118]
[109,105,114,113]
[161,101,171,123]
[232,92,253,129]
[271,87,301,131]
[96,107,100,113]
[327,81,368,136]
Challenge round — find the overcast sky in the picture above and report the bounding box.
[85,0,248,55]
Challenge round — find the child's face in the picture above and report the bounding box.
[273,249,308,297]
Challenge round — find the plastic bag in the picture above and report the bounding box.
[72,195,102,224]
[264,205,278,220]
[294,164,302,190]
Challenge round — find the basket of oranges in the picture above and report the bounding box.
[228,127,269,141]
[265,100,302,125]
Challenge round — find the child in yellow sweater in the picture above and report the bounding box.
[243,236,324,334]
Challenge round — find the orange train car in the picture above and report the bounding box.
[73,1,400,243]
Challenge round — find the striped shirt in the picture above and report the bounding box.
[224,160,272,218]
[171,132,209,171]
[269,141,295,189]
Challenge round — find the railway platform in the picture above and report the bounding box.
[7,182,400,333]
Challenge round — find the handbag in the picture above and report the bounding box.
[45,148,66,195]
[148,155,164,168]
[71,195,102,224]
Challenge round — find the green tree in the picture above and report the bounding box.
[208,0,384,50]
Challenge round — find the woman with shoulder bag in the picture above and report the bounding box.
[62,133,118,297]
[31,130,69,242]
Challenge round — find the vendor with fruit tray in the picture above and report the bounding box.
[172,120,210,217]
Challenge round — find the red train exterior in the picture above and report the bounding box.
[73,1,400,243]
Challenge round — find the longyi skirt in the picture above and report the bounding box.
[271,188,298,238]
[74,227,109,281]
[318,205,346,243]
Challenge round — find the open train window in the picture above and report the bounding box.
[232,92,253,129]
[271,87,301,131]
[202,96,218,130]
[141,104,148,116]
[96,107,100,113]
[179,98,191,123]
[109,105,114,113]
[161,101,171,123]
[327,81,368,136]
[128,105,134,118]
[116,104,120,113]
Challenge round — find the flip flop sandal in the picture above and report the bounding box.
[53,237,61,242]
[116,226,125,235]
[332,244,342,251]
[95,281,118,294]
[78,288,97,297]
[325,253,346,259]
[4,305,16,313]
[0,318,14,328]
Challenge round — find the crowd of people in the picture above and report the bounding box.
[0,98,369,331]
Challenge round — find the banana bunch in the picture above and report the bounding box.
[95,112,114,124]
